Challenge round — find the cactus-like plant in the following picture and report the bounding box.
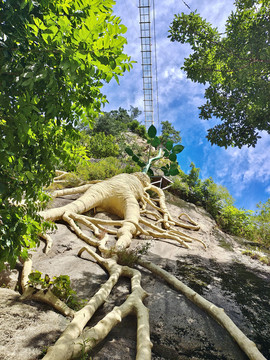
[125,125,184,176]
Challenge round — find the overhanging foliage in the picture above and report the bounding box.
[0,0,132,268]
[169,0,270,148]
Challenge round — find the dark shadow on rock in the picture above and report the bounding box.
[65,270,137,360]
[80,275,131,327]
[0,266,20,290]
[70,269,108,299]
[26,330,62,357]
[138,252,270,360]
[89,315,137,360]
[174,254,270,359]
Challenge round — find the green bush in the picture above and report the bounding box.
[122,162,141,174]
[76,157,140,181]
[52,275,87,311]
[90,107,142,136]
[80,132,119,158]
[128,120,147,138]
[201,180,234,219]
[77,157,122,181]
[250,200,270,247]
[171,176,190,199]
[217,206,254,237]
[170,163,254,238]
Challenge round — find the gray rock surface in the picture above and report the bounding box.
[0,193,269,360]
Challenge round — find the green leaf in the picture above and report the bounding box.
[165,140,173,151]
[170,162,179,169]
[151,136,160,148]
[137,160,146,168]
[110,59,116,70]
[169,168,179,176]
[125,147,134,156]
[163,150,170,157]
[33,17,46,31]
[132,155,140,162]
[17,158,24,172]
[29,271,42,282]
[148,125,157,138]
[172,144,184,154]
[114,74,120,85]
[28,1,34,11]
[163,169,170,176]
[28,24,38,36]
[0,182,7,194]
[98,56,109,65]
[20,1,28,9]
[22,78,34,87]
[169,153,177,162]
[25,171,34,180]
[44,274,50,284]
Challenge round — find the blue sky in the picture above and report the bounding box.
[102,0,270,211]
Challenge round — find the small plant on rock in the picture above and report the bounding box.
[109,242,152,267]
[27,272,86,311]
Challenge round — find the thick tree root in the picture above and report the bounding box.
[39,173,204,253]
[51,183,92,198]
[39,233,53,254]
[137,258,267,360]
[42,246,152,360]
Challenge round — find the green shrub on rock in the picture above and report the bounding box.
[80,132,119,159]
[76,157,140,182]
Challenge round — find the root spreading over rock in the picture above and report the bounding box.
[19,172,266,360]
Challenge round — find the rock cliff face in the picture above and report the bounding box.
[0,193,269,360]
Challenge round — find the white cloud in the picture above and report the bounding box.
[199,132,270,200]
[190,0,235,31]
[226,132,270,184]
[163,67,185,81]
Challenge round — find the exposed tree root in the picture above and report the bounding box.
[51,183,92,198]
[40,172,202,251]
[53,170,70,182]
[137,258,267,360]
[42,246,152,360]
[39,233,54,254]
[17,172,266,360]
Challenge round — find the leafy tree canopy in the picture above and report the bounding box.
[169,0,270,148]
[0,0,132,268]
[90,106,142,136]
[159,120,182,145]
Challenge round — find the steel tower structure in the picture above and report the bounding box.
[138,0,154,128]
